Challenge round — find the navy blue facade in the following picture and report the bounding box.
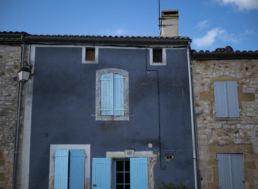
[29,46,194,188]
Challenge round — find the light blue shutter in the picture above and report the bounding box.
[54,150,69,189]
[130,158,149,189]
[214,82,228,117]
[226,81,239,117]
[101,73,113,115]
[69,150,85,189]
[214,81,239,117]
[113,74,124,116]
[217,154,245,189]
[92,158,111,189]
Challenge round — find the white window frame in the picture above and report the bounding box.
[82,46,99,64]
[48,144,91,189]
[149,48,167,66]
[95,68,129,121]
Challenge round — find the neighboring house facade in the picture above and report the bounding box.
[192,48,258,189]
[0,11,198,189]
[0,43,29,189]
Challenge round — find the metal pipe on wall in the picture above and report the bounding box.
[12,35,25,189]
[187,42,198,189]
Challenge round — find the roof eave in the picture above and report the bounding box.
[193,52,258,60]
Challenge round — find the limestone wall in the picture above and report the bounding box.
[0,45,27,189]
[192,59,258,189]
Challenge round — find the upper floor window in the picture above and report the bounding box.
[82,47,98,64]
[96,68,129,121]
[101,73,124,116]
[214,81,240,118]
[150,48,166,66]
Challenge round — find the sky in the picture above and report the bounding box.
[0,0,258,51]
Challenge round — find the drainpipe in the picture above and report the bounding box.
[12,34,25,189]
[187,42,198,189]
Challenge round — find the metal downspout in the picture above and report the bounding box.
[187,42,198,189]
[12,34,25,189]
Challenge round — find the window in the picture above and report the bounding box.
[54,150,85,189]
[114,159,130,189]
[150,48,166,66]
[214,81,240,118]
[82,47,98,64]
[101,73,124,116]
[96,68,129,121]
[49,145,90,189]
[217,154,245,189]
[92,158,148,189]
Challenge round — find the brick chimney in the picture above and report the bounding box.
[160,10,179,37]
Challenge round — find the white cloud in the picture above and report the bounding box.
[193,27,238,47]
[195,20,210,29]
[113,28,126,36]
[216,0,258,10]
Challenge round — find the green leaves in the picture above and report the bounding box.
[157,182,192,189]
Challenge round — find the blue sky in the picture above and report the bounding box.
[0,0,257,51]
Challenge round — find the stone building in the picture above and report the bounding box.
[0,41,29,188]
[192,48,258,189]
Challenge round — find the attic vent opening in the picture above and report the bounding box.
[153,49,162,63]
[86,48,95,61]
[164,11,178,15]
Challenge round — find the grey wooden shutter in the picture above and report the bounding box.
[217,154,245,189]
[214,81,239,117]
[226,81,239,117]
[101,73,113,115]
[113,74,125,116]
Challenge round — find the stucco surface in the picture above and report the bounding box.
[28,47,194,188]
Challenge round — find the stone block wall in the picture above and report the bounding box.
[192,59,258,189]
[0,45,27,189]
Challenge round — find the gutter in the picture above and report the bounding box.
[12,35,25,189]
[187,42,198,189]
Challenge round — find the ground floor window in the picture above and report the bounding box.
[92,158,149,189]
[114,159,130,189]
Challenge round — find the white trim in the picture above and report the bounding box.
[82,46,99,64]
[149,48,167,66]
[49,144,91,189]
[20,44,35,189]
[106,151,155,158]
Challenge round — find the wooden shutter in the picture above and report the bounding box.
[69,150,85,189]
[92,158,112,189]
[101,73,113,115]
[217,154,245,189]
[214,82,228,117]
[130,158,149,189]
[54,150,69,189]
[226,81,240,117]
[214,81,239,117]
[113,74,125,116]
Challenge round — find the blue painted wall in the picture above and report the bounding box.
[29,47,194,188]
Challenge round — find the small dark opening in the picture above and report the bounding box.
[153,49,162,63]
[164,11,177,15]
[86,48,95,61]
